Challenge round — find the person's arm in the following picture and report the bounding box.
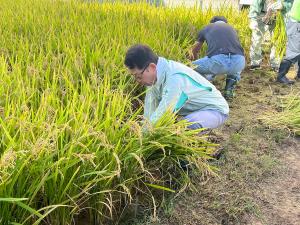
[266,0,283,11]
[143,87,159,121]
[262,0,283,24]
[188,27,206,61]
[281,0,293,15]
[149,78,183,124]
[188,41,203,61]
[249,0,263,19]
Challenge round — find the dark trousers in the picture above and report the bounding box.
[277,19,300,79]
[278,56,300,79]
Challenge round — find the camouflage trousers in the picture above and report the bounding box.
[249,18,280,68]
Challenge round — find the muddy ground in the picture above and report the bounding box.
[122,66,300,225]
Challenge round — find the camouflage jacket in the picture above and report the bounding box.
[249,0,294,19]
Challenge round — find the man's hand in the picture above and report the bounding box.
[262,10,274,25]
[187,41,203,61]
[186,50,196,61]
[262,1,282,25]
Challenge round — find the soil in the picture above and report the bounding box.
[124,66,300,225]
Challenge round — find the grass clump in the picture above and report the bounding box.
[261,93,300,136]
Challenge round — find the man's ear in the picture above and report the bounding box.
[148,63,157,72]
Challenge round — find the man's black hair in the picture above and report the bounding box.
[210,16,228,24]
[124,44,159,70]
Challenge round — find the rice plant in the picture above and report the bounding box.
[0,0,250,224]
[272,12,287,60]
[261,93,300,136]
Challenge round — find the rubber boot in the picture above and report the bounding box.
[224,78,237,100]
[277,59,294,84]
[296,61,300,80]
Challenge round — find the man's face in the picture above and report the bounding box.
[128,63,157,86]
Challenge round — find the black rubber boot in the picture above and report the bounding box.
[224,78,237,100]
[297,61,300,80]
[277,59,294,84]
[277,59,292,79]
[277,76,295,84]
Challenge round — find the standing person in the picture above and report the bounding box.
[249,0,293,71]
[188,16,245,100]
[124,44,229,130]
[276,0,300,84]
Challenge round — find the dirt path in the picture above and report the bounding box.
[236,68,300,225]
[245,138,300,225]
[127,67,300,225]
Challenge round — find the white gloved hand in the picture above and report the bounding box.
[262,1,282,25]
[267,1,283,11]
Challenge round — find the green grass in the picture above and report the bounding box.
[0,0,251,224]
[272,13,287,60]
[262,92,300,136]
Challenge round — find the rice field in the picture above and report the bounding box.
[0,0,251,224]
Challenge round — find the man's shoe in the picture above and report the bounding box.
[211,147,225,160]
[179,159,192,172]
[224,78,237,100]
[276,76,295,85]
[249,65,261,71]
[278,60,292,81]
[224,90,234,100]
[296,70,300,80]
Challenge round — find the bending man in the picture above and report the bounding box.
[124,44,229,130]
[189,16,245,100]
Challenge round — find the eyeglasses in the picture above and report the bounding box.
[133,63,150,79]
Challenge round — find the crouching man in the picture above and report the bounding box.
[124,44,229,130]
[188,16,245,100]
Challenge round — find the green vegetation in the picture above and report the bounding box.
[272,13,287,59]
[0,0,251,224]
[262,93,300,136]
